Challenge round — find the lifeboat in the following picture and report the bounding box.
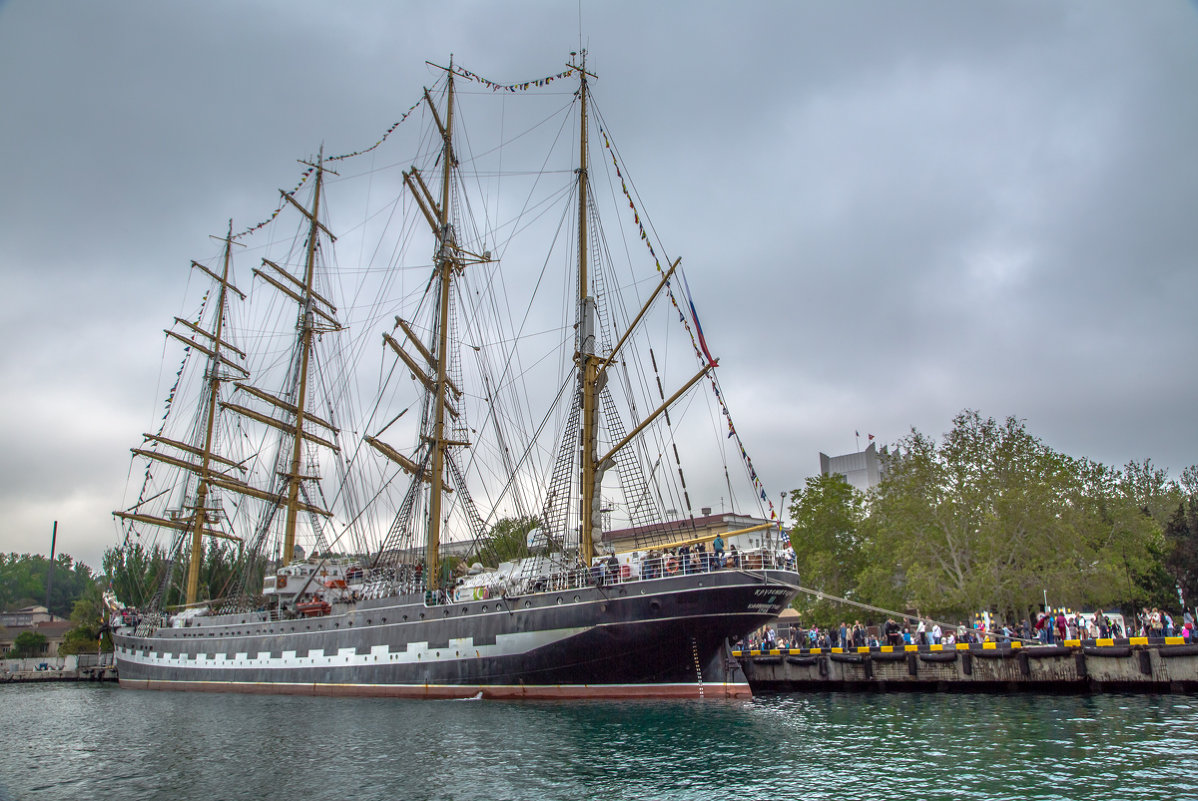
[296,599,332,618]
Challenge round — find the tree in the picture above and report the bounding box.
[0,552,96,618]
[1121,458,1178,525]
[103,540,251,609]
[1071,458,1170,611]
[856,411,1165,623]
[103,542,159,609]
[59,583,112,655]
[471,517,541,568]
[1164,499,1198,609]
[785,474,866,628]
[12,630,47,658]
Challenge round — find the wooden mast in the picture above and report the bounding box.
[115,225,250,605]
[574,51,600,566]
[281,150,326,565]
[426,59,457,593]
[185,222,234,604]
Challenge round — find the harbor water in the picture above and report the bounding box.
[1,684,1194,800]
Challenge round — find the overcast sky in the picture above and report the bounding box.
[2,1,1196,570]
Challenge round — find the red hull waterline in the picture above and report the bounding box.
[119,678,752,700]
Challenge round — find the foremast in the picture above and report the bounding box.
[570,52,715,564]
[426,62,458,593]
[574,51,600,566]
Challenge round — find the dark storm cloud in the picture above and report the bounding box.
[1,0,1194,567]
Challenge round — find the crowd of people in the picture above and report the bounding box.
[742,606,1198,652]
[600,536,797,583]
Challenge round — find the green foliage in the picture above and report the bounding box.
[0,553,96,618]
[1164,497,1198,607]
[12,630,47,658]
[867,411,1174,617]
[472,516,540,568]
[59,583,112,655]
[785,475,866,628]
[104,542,159,608]
[103,540,256,609]
[803,410,1183,626]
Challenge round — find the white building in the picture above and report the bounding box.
[819,441,885,492]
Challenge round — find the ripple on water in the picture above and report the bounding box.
[0,686,1195,800]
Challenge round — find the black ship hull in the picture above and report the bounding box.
[114,569,797,699]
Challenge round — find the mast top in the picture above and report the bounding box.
[566,49,597,81]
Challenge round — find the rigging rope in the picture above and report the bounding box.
[451,65,576,93]
[231,167,315,241]
[598,125,779,523]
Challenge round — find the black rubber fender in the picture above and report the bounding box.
[971,648,1011,659]
[1083,645,1131,658]
[786,655,819,666]
[1159,644,1198,658]
[1023,646,1072,659]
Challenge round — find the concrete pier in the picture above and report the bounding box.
[0,654,117,684]
[737,637,1198,693]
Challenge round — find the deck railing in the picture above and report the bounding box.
[449,547,794,603]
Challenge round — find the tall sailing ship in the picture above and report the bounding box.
[108,54,799,699]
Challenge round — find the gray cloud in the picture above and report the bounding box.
[1,0,1194,569]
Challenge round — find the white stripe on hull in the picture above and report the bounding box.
[118,625,589,671]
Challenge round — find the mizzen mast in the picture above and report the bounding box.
[281,150,331,563]
[225,152,341,568]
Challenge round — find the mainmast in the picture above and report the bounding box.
[370,59,494,593]
[574,51,601,565]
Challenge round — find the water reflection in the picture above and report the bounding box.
[0,686,1192,800]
